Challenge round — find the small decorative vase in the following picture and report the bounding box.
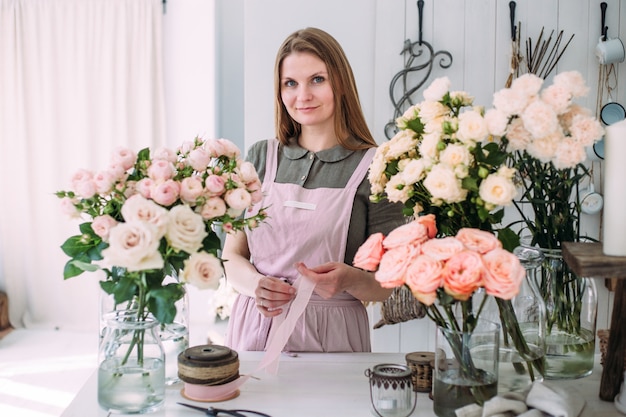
[478,246,547,392]
[365,363,417,417]
[433,319,500,417]
[98,310,165,414]
[157,284,189,385]
[538,248,598,379]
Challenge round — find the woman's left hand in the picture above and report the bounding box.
[295,261,391,301]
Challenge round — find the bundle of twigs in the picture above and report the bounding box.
[525,27,575,79]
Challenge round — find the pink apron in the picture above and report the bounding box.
[225,138,375,352]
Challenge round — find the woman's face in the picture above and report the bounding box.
[280,52,335,131]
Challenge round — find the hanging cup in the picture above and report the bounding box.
[596,36,625,65]
[580,184,604,215]
[600,101,626,126]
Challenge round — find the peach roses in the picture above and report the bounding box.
[353,214,524,305]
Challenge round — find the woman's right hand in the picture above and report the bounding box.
[255,277,296,317]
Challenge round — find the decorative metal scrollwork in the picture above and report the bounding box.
[384,0,453,139]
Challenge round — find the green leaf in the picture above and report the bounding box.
[497,227,520,253]
[63,260,86,279]
[106,275,139,305]
[406,118,424,135]
[60,235,91,257]
[148,284,184,324]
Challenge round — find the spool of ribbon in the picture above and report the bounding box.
[178,274,316,401]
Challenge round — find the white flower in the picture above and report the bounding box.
[102,221,164,271]
[423,164,467,203]
[181,252,223,290]
[479,173,517,206]
[423,77,451,102]
[504,117,533,151]
[520,99,559,138]
[387,129,417,159]
[493,87,531,117]
[396,105,420,129]
[417,100,448,123]
[553,138,586,169]
[439,144,472,169]
[568,115,604,147]
[457,110,489,144]
[540,84,571,115]
[553,71,589,98]
[484,108,509,137]
[510,73,544,98]
[166,205,208,254]
[526,133,559,163]
[399,158,427,185]
[419,132,441,163]
[121,194,169,238]
[207,277,239,320]
[384,175,410,203]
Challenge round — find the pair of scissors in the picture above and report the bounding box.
[177,402,272,417]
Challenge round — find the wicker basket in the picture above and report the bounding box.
[597,329,626,370]
[405,351,435,392]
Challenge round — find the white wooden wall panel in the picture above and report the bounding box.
[238,0,625,353]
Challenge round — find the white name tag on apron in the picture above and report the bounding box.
[284,200,316,210]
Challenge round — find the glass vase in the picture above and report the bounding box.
[433,319,500,417]
[477,246,547,393]
[537,248,598,379]
[98,310,165,414]
[157,284,189,385]
[100,280,189,386]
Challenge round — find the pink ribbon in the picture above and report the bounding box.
[182,274,316,401]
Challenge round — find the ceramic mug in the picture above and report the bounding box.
[596,37,625,65]
[586,138,604,161]
[580,184,603,215]
[600,102,626,125]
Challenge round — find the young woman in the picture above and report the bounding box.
[224,27,404,352]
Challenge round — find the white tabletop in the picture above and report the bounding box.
[61,352,621,417]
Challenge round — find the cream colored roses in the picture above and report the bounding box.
[353,215,524,305]
[369,77,516,238]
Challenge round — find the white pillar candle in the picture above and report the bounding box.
[602,119,626,256]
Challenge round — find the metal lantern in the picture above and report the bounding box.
[365,363,417,417]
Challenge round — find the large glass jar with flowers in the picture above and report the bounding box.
[367,76,545,392]
[485,72,603,379]
[354,217,527,416]
[57,137,267,413]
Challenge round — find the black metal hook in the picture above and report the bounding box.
[601,2,607,41]
[417,0,424,45]
[509,1,517,41]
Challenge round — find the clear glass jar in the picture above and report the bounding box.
[433,319,500,417]
[538,248,598,379]
[478,246,547,392]
[98,310,165,414]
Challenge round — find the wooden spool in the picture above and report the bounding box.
[405,351,435,392]
[177,344,240,386]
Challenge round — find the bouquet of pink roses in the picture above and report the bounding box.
[57,136,267,324]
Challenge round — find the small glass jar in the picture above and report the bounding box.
[365,363,416,417]
[98,310,165,414]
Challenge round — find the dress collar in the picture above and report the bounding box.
[282,137,360,163]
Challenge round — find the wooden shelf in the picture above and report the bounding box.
[561,241,626,279]
[561,241,626,402]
